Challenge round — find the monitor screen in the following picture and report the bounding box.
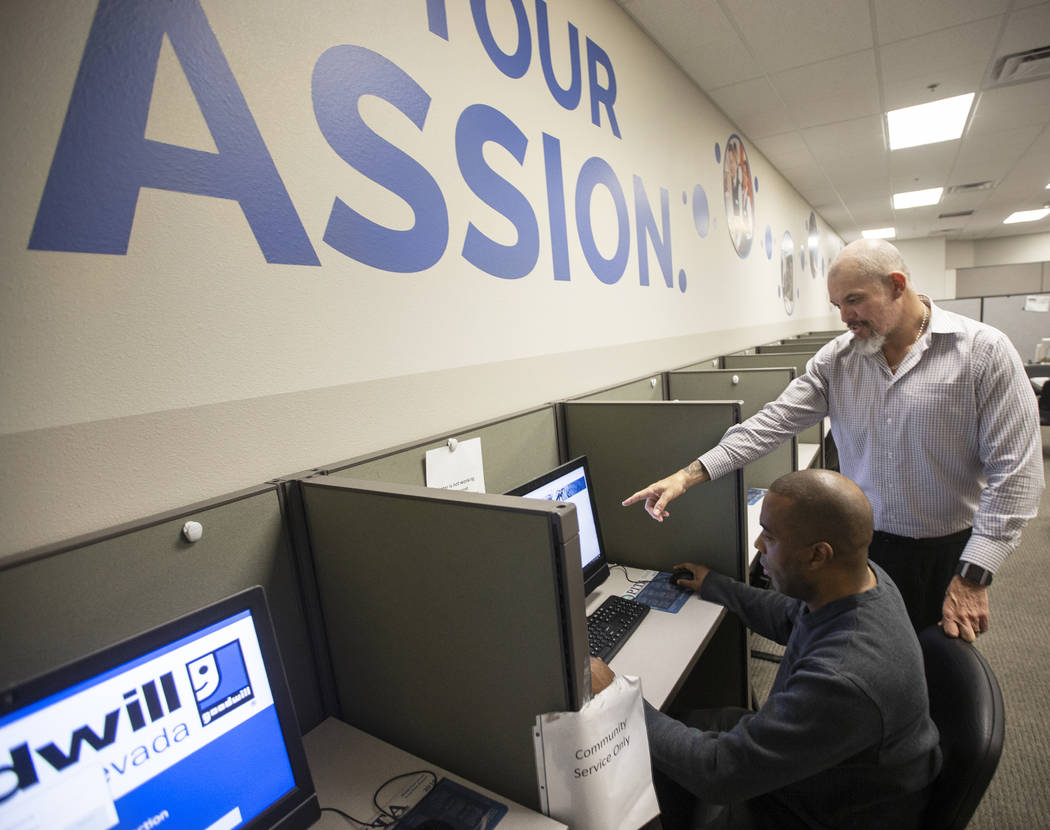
[0,587,319,830]
[507,456,610,595]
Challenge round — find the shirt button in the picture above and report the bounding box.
[886,417,893,423]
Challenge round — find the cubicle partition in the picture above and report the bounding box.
[757,342,822,354]
[298,477,588,811]
[668,368,797,489]
[570,373,666,403]
[320,404,560,494]
[722,352,826,464]
[560,400,750,708]
[673,356,723,372]
[982,293,1050,364]
[0,484,326,732]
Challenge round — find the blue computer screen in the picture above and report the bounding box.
[0,605,298,830]
[514,462,601,572]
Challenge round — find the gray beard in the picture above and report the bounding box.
[852,331,886,357]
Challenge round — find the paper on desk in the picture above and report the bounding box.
[425,436,486,492]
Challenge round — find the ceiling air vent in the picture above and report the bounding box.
[929,228,962,235]
[938,210,974,218]
[988,45,1050,87]
[947,181,994,194]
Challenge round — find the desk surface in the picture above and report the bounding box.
[305,717,567,829]
[586,567,725,710]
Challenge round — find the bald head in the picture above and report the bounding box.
[768,469,873,563]
[829,238,910,288]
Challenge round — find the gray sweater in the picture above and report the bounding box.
[644,563,941,829]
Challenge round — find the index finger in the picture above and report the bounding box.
[621,487,654,507]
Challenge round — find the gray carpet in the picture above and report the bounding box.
[748,425,1050,828]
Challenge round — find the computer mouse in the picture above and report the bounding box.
[670,567,693,586]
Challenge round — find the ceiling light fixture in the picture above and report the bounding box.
[1003,208,1050,224]
[893,187,943,209]
[886,93,975,150]
[862,227,896,239]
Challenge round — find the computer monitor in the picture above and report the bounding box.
[0,586,320,830]
[507,455,611,595]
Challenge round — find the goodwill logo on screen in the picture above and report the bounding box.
[0,638,256,804]
[29,0,713,293]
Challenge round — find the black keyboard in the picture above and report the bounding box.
[587,595,650,661]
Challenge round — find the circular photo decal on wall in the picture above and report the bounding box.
[723,134,755,258]
[780,231,795,316]
[806,212,819,279]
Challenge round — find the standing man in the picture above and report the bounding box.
[624,238,1043,640]
[594,470,942,829]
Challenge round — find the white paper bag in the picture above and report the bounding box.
[533,675,659,830]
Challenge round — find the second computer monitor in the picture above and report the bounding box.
[507,455,610,595]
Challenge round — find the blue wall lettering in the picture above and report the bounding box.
[585,39,621,138]
[456,0,618,137]
[633,177,672,287]
[28,0,319,266]
[457,104,539,280]
[425,0,450,40]
[471,0,531,79]
[542,134,571,282]
[575,157,629,285]
[536,0,582,111]
[313,45,449,273]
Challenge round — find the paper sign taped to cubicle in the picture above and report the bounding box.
[533,675,659,830]
[1024,295,1049,312]
[425,436,486,492]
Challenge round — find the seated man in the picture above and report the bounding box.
[591,469,941,829]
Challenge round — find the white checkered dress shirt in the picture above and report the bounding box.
[701,302,1044,573]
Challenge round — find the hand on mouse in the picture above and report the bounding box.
[669,562,709,591]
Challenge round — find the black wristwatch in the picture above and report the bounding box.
[956,561,993,587]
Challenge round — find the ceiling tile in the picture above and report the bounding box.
[969,78,1050,134]
[873,0,1011,45]
[618,0,1050,242]
[706,76,796,139]
[955,125,1042,169]
[721,0,873,72]
[618,0,764,90]
[769,50,881,128]
[878,17,1000,86]
[801,115,886,157]
[881,62,987,111]
[889,143,957,189]
[995,2,1050,58]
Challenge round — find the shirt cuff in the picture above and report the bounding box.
[698,446,734,481]
[959,534,1011,574]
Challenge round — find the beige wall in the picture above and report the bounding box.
[0,0,848,557]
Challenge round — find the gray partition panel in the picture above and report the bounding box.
[937,297,981,321]
[673,356,723,371]
[561,401,749,708]
[571,374,664,402]
[562,401,746,580]
[0,485,324,731]
[668,369,797,489]
[982,293,1050,364]
[323,405,559,494]
[722,353,822,447]
[757,343,821,355]
[299,478,588,811]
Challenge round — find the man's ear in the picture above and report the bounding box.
[808,541,834,569]
[888,271,907,297]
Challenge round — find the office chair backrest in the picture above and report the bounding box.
[919,625,1006,830]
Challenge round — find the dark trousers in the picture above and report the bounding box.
[651,708,754,830]
[868,528,971,632]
